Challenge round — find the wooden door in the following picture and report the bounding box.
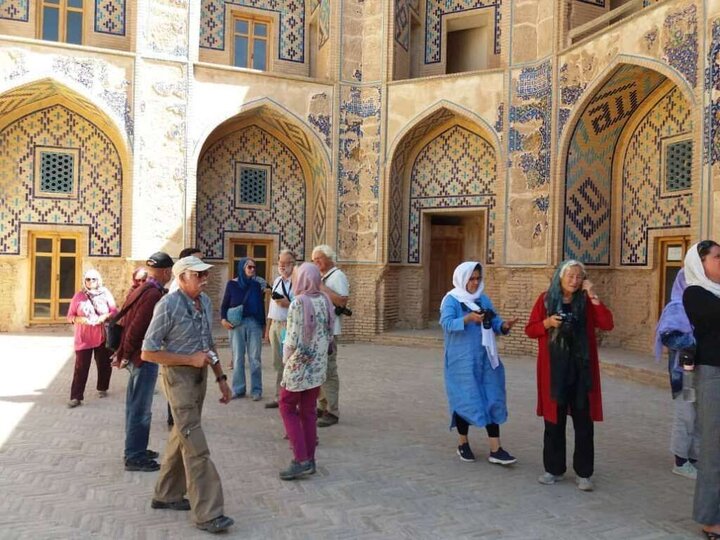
[29,232,80,323]
[429,225,464,314]
[657,236,690,314]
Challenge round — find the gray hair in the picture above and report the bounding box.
[278,249,296,261]
[312,244,336,262]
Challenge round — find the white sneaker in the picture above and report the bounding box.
[538,472,563,485]
[672,461,697,480]
[576,476,594,491]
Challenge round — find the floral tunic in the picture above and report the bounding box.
[281,295,332,392]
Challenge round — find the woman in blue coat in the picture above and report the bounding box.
[440,261,518,465]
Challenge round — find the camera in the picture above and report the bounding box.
[679,346,696,369]
[207,350,220,366]
[474,308,495,329]
[334,305,353,317]
[555,312,576,334]
[271,291,285,300]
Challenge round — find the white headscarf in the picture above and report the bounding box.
[443,261,500,369]
[446,261,484,311]
[684,242,720,298]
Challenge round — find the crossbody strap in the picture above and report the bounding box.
[112,284,156,324]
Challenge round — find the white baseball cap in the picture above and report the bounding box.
[172,256,213,278]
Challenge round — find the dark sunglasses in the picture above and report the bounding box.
[189,270,209,278]
[85,277,98,282]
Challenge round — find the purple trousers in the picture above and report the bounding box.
[70,346,112,401]
[279,386,320,462]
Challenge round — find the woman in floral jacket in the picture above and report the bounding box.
[278,262,335,480]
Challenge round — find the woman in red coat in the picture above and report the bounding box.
[525,260,613,492]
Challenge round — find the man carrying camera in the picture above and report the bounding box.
[265,249,295,409]
[312,245,350,427]
[141,256,234,534]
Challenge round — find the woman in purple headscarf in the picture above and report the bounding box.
[278,262,335,480]
[655,268,699,480]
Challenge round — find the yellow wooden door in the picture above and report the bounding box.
[29,232,80,323]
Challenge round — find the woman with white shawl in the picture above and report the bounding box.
[682,240,720,539]
[440,261,518,466]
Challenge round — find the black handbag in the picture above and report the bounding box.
[103,285,154,352]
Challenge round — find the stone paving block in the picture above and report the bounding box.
[0,336,698,539]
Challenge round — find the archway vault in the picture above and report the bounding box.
[0,78,130,257]
[385,101,501,264]
[559,61,697,267]
[194,100,330,261]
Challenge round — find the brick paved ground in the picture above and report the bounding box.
[0,333,699,539]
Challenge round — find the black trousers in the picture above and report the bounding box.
[543,403,594,478]
[453,412,499,438]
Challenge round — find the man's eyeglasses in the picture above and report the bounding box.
[189,270,209,278]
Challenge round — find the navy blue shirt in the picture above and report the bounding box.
[221,279,265,327]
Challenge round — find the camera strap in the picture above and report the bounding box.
[321,268,338,283]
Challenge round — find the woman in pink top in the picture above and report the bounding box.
[66,269,117,408]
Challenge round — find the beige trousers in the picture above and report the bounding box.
[154,365,224,524]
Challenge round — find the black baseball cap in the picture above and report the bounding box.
[146,252,174,268]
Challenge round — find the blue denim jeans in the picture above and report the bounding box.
[230,318,263,397]
[124,361,159,462]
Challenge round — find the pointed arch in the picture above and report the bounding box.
[0,78,130,257]
[192,98,331,261]
[384,100,501,263]
[555,55,699,266]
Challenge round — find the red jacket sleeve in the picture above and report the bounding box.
[525,293,548,339]
[589,299,614,331]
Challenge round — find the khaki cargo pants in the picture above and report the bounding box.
[154,365,224,524]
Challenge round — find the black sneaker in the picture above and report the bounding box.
[125,458,160,472]
[151,498,191,511]
[488,447,517,466]
[196,515,234,533]
[146,449,159,460]
[457,443,475,462]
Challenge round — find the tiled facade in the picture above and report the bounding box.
[197,125,306,259]
[0,0,717,354]
[0,104,123,256]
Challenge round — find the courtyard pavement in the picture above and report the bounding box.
[0,331,700,539]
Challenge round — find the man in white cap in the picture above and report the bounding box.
[141,256,234,534]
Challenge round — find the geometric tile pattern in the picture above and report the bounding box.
[95,0,126,36]
[408,125,497,263]
[620,87,692,265]
[0,0,28,21]
[196,125,306,260]
[388,108,455,263]
[200,0,305,63]
[563,65,666,265]
[337,85,382,261]
[424,0,501,63]
[662,3,697,88]
[394,0,410,51]
[253,104,327,247]
[706,18,720,166]
[509,60,552,189]
[318,0,330,49]
[0,105,123,256]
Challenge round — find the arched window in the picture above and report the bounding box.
[39,0,84,45]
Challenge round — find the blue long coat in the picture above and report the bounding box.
[440,293,508,429]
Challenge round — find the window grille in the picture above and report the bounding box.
[39,151,75,194]
[236,164,269,207]
[665,140,692,192]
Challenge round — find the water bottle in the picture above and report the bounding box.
[682,367,696,403]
